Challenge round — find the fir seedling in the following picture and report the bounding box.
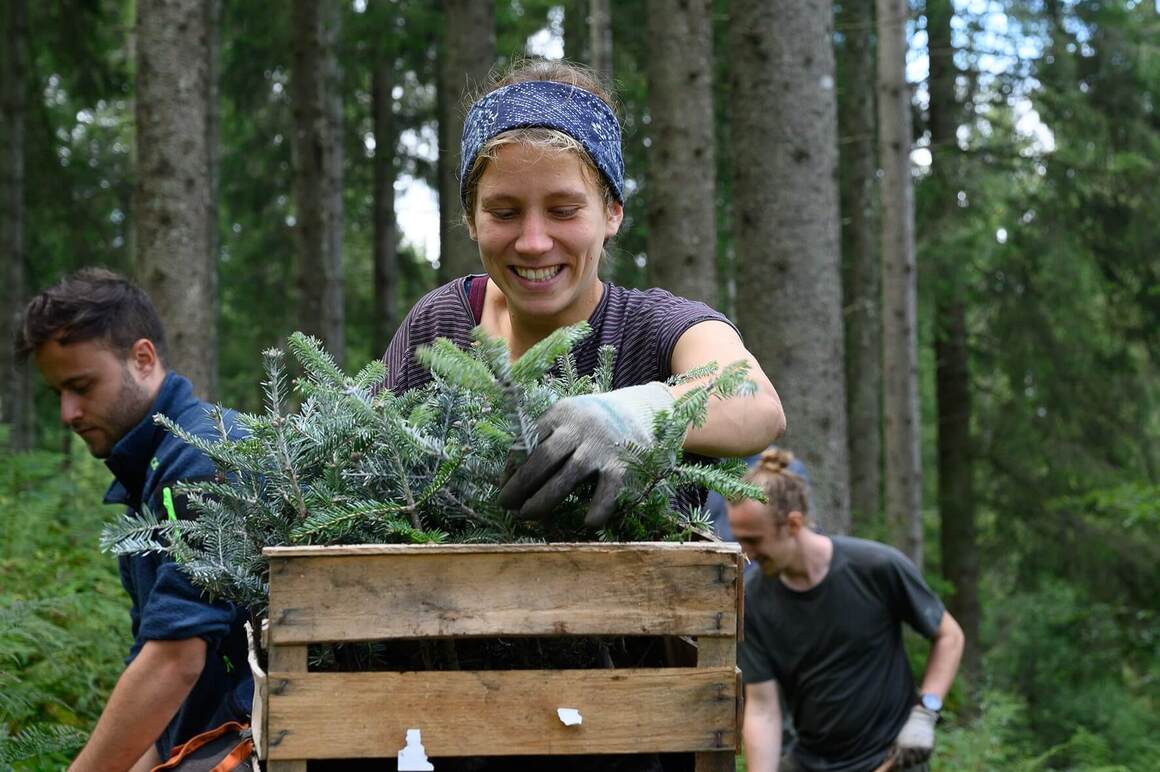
[103,325,763,617]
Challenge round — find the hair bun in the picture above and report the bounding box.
[756,448,795,475]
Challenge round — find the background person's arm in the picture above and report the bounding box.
[670,320,785,456]
[742,679,784,772]
[69,637,206,772]
[920,610,965,699]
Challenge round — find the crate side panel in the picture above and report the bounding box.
[268,548,739,643]
[266,667,737,759]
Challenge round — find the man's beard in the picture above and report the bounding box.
[90,367,155,458]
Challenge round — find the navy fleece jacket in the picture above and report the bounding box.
[102,372,253,758]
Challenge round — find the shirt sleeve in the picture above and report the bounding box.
[383,279,475,394]
[881,547,945,639]
[136,558,239,646]
[384,303,418,393]
[739,577,781,685]
[645,290,737,380]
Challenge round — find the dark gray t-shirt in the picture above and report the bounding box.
[740,537,945,772]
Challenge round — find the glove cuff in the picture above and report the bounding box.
[597,381,676,417]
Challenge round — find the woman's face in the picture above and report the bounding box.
[468,143,623,329]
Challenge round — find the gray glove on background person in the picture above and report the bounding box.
[499,382,676,526]
[892,705,938,767]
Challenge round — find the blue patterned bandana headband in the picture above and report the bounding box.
[459,80,625,206]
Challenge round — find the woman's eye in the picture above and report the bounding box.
[550,207,579,219]
[488,209,517,221]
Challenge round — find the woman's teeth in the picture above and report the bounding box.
[513,266,562,281]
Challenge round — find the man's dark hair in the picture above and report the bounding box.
[16,267,169,363]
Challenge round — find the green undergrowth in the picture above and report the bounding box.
[1,444,128,769]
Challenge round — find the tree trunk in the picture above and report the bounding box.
[1,0,34,449]
[730,0,851,535]
[373,60,399,356]
[645,0,717,306]
[204,0,220,398]
[876,0,922,565]
[928,0,980,686]
[564,0,588,65]
[291,0,345,366]
[437,0,494,283]
[135,0,218,398]
[838,0,882,530]
[589,0,613,85]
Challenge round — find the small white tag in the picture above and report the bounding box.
[397,728,435,771]
[557,707,583,726]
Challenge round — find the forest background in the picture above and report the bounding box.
[0,0,1156,769]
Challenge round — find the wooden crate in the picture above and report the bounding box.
[262,541,743,771]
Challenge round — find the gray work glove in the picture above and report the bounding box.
[892,705,938,767]
[499,382,675,527]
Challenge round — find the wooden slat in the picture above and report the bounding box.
[264,541,741,558]
[266,666,736,760]
[266,645,306,772]
[696,636,735,668]
[267,543,741,644]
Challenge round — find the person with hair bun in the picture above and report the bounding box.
[384,58,784,527]
[729,449,965,772]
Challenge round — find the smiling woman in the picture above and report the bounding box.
[382,58,785,530]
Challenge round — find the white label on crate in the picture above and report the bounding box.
[557,708,583,726]
[397,728,435,771]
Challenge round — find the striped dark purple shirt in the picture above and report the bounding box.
[383,276,734,516]
[384,275,735,393]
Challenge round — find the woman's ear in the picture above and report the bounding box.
[605,201,624,240]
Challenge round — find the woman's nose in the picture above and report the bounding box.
[515,212,552,255]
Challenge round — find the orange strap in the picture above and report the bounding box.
[151,721,251,771]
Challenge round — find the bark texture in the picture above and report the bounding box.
[876,0,923,564]
[291,0,345,366]
[589,0,613,85]
[928,0,980,685]
[564,0,589,65]
[838,0,882,528]
[135,0,218,398]
[1,0,34,448]
[437,0,494,282]
[646,0,718,306]
[730,0,851,534]
[373,61,399,356]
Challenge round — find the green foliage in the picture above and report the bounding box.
[103,325,762,616]
[0,449,127,769]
